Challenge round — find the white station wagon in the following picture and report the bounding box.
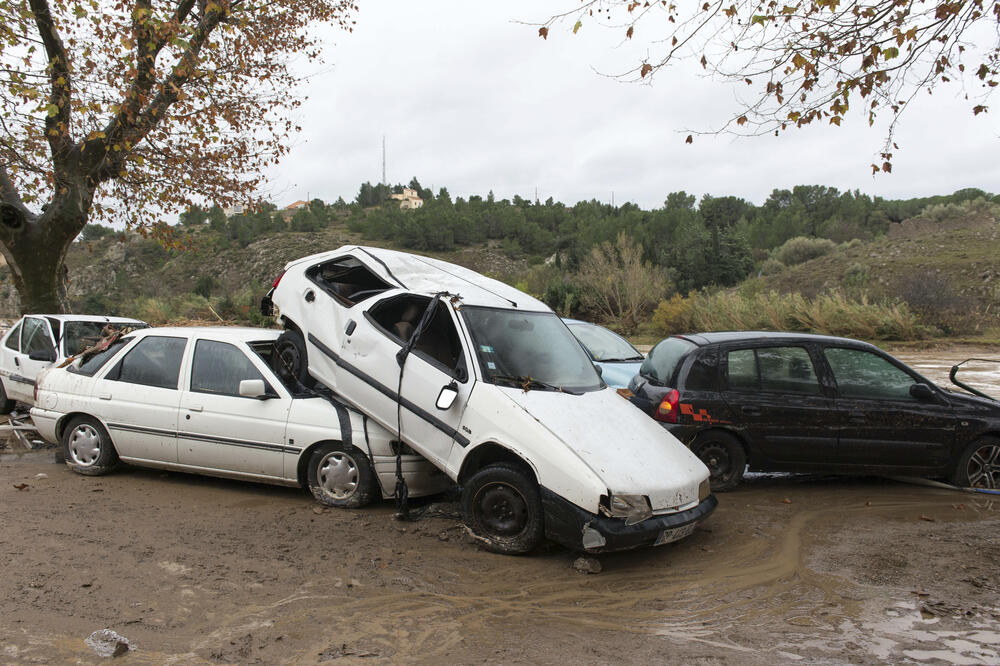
[263,245,716,554]
[30,327,450,506]
[0,314,146,410]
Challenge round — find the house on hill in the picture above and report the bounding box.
[390,188,423,210]
[282,200,310,222]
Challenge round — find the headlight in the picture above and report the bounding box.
[607,494,652,526]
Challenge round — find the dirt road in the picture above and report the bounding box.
[2,345,999,664]
[2,447,998,665]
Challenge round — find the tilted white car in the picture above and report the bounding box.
[30,327,450,506]
[263,245,716,554]
[0,314,146,410]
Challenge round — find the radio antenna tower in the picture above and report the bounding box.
[381,136,386,185]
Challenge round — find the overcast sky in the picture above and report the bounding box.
[263,1,1000,210]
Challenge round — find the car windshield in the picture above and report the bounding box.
[567,322,643,362]
[462,307,603,393]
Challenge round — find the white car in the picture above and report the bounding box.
[30,327,450,507]
[0,314,147,410]
[263,245,716,554]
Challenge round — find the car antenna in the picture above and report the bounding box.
[411,256,517,308]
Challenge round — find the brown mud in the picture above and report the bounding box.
[1,347,999,664]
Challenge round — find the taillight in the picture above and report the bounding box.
[33,383,39,404]
[653,389,680,423]
[271,270,287,289]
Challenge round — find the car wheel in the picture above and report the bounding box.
[272,329,315,389]
[307,443,377,508]
[62,416,119,476]
[951,437,1000,489]
[461,463,544,555]
[691,431,747,492]
[0,380,15,414]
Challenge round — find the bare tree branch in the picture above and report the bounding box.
[27,0,73,166]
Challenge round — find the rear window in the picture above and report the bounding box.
[70,338,131,377]
[640,337,696,385]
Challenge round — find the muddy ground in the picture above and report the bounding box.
[1,347,999,664]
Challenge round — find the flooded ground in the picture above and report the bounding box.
[890,347,1000,399]
[1,346,998,664]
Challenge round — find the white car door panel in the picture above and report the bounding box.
[9,317,56,403]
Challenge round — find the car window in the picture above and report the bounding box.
[106,336,187,390]
[825,347,916,400]
[640,337,696,385]
[726,346,821,394]
[63,321,115,357]
[368,295,467,378]
[190,339,273,397]
[683,348,718,391]
[306,256,393,306]
[566,322,643,362]
[4,322,21,352]
[70,338,131,377]
[21,317,55,356]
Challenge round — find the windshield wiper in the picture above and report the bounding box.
[490,374,582,395]
[598,356,644,362]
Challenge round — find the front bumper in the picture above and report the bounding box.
[540,487,717,553]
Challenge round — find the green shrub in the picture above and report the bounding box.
[760,258,785,275]
[772,236,837,266]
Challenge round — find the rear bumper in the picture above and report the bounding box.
[541,488,717,553]
[28,407,60,444]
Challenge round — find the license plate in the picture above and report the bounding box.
[654,522,697,546]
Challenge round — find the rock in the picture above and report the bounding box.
[572,556,602,574]
[34,473,47,479]
[85,629,132,658]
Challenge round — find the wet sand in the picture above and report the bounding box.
[1,347,998,664]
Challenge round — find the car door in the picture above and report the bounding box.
[0,320,24,402]
[823,346,956,469]
[330,294,472,470]
[92,335,186,463]
[177,338,289,478]
[720,343,839,466]
[8,317,57,402]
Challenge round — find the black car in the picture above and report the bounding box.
[628,332,1000,491]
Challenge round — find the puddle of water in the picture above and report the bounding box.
[892,351,1000,399]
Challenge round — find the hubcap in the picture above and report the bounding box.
[318,451,358,499]
[475,482,528,536]
[967,443,1000,489]
[68,424,102,466]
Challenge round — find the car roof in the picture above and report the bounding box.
[131,326,281,343]
[284,245,550,312]
[22,314,147,324]
[674,330,878,349]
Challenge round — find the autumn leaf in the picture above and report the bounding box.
[539,26,548,40]
[573,20,582,34]
[626,26,634,39]
[736,115,748,125]
[685,135,693,143]
[973,104,988,115]
[45,103,59,117]
[640,62,653,77]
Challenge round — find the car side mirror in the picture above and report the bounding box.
[28,349,56,363]
[909,383,934,400]
[239,379,269,399]
[436,382,459,410]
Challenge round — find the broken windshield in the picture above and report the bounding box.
[462,307,603,393]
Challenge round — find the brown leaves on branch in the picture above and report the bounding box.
[538,0,1000,171]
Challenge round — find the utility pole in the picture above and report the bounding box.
[381,136,386,185]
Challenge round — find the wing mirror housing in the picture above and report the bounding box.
[28,349,56,363]
[239,379,270,399]
[593,363,603,377]
[436,382,459,410]
[909,383,934,400]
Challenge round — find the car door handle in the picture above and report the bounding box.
[187,405,204,412]
[741,406,761,415]
[13,357,18,367]
[98,393,112,400]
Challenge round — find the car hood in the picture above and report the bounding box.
[595,360,643,390]
[501,386,709,510]
[944,389,1000,410]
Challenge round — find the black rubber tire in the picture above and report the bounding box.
[950,436,1000,489]
[272,329,315,389]
[691,431,747,492]
[0,380,15,414]
[61,416,119,476]
[461,462,544,555]
[307,442,377,508]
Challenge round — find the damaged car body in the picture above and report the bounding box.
[263,245,716,555]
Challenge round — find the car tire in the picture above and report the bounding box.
[307,442,377,508]
[951,436,1000,489]
[461,462,544,555]
[62,416,119,476]
[691,431,747,492]
[272,329,315,389]
[0,380,15,414]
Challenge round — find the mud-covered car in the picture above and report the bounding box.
[628,331,1000,491]
[0,314,146,410]
[263,245,715,554]
[30,327,450,506]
